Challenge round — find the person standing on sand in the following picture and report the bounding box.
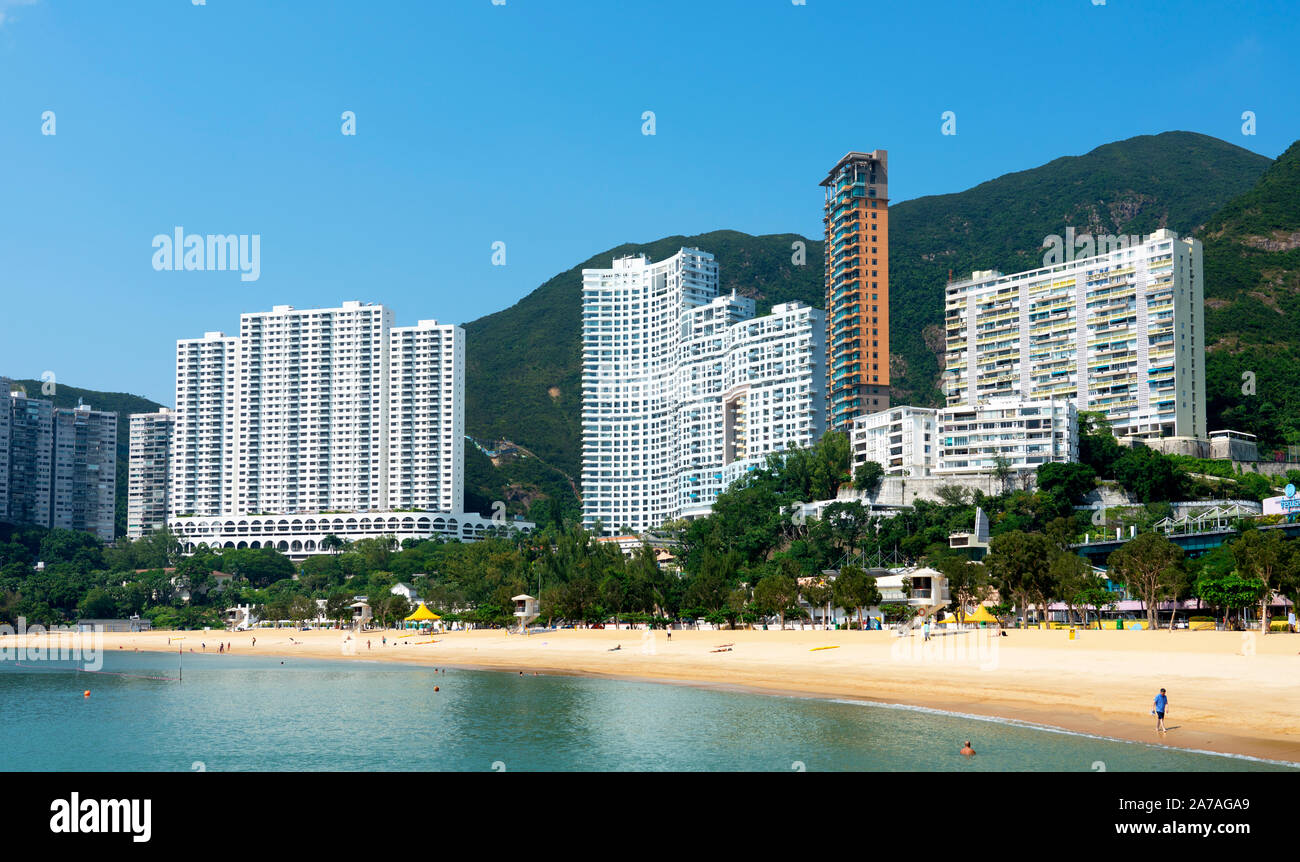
[922,620,930,642]
[1153,688,1168,733]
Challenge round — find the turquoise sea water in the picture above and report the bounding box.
[0,652,1293,772]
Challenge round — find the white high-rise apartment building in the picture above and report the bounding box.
[165,302,494,555]
[237,302,394,515]
[172,332,239,517]
[713,301,826,509]
[851,406,937,477]
[388,320,464,513]
[582,249,826,531]
[944,229,1205,439]
[127,409,175,539]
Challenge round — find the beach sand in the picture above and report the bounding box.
[80,625,1300,765]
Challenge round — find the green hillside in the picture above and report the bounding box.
[10,379,165,539]
[464,131,1273,499]
[1200,138,1300,451]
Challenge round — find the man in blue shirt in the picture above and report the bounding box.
[1152,688,1168,733]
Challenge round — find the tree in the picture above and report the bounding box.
[853,461,885,494]
[599,573,627,627]
[1107,532,1185,631]
[1230,529,1300,633]
[1036,462,1097,504]
[1051,552,1105,626]
[1195,567,1265,630]
[801,578,834,628]
[992,456,1013,495]
[985,531,1056,628]
[753,572,798,629]
[833,566,881,630]
[935,555,989,625]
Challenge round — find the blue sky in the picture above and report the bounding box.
[1,0,1296,406]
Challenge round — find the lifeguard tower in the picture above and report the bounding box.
[513,594,540,631]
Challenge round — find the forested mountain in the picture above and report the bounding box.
[1200,139,1300,450]
[464,131,1274,506]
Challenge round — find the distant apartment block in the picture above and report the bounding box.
[164,302,509,555]
[943,229,1205,439]
[50,405,117,541]
[851,406,936,477]
[822,150,890,433]
[127,409,174,539]
[1,379,117,542]
[935,398,1077,474]
[4,385,53,528]
[581,249,826,532]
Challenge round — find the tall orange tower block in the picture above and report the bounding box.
[821,150,890,433]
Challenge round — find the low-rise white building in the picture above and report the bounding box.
[851,406,936,477]
[170,510,532,558]
[935,398,1077,474]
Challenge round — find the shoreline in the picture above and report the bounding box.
[30,626,1300,766]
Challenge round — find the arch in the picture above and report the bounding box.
[277,541,289,551]
[251,541,261,549]
[237,541,248,550]
[291,540,302,552]
[305,540,317,552]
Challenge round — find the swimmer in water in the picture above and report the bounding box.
[960,740,976,756]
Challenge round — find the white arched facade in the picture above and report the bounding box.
[170,511,533,558]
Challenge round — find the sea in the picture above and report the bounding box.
[0,651,1293,772]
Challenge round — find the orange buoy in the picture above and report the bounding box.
[434,686,440,692]
[83,690,90,698]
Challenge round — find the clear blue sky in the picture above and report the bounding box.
[1,0,1295,406]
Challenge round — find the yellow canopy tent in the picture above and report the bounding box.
[405,603,440,621]
[959,605,1000,625]
[404,603,441,629]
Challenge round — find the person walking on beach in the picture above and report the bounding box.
[1153,688,1168,733]
[922,620,931,642]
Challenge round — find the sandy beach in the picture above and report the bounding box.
[74,626,1300,765]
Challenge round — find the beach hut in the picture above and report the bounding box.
[404,602,441,631]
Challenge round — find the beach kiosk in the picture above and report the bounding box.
[513,594,540,630]
[404,602,441,632]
